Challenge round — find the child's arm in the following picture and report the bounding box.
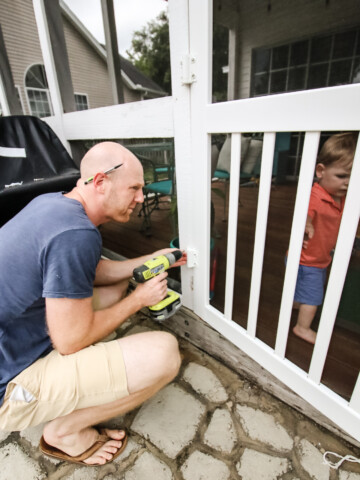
[303,215,314,249]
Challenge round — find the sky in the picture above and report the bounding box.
[62,0,167,57]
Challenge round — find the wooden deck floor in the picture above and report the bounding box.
[100,181,360,401]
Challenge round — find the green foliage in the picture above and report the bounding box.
[126,13,229,101]
[126,11,171,94]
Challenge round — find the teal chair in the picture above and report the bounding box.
[136,153,175,235]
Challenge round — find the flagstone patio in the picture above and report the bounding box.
[1,312,360,480]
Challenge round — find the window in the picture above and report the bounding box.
[251,26,360,97]
[25,64,53,118]
[75,93,89,111]
[25,65,90,116]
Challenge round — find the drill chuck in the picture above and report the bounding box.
[133,250,182,283]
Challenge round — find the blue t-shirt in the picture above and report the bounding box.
[0,193,102,405]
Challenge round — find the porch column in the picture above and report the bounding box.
[101,0,125,104]
[33,0,72,153]
[0,25,22,115]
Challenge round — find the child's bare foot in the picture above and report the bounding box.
[293,325,317,344]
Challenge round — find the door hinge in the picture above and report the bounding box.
[186,248,198,268]
[181,54,196,85]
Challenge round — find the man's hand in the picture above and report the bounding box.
[151,248,187,268]
[132,271,168,308]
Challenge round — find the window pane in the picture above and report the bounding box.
[270,70,286,93]
[254,49,270,73]
[333,30,356,59]
[290,41,308,66]
[308,63,328,89]
[288,67,306,91]
[272,45,289,69]
[25,65,48,89]
[254,73,269,95]
[310,35,332,63]
[329,59,352,86]
[353,57,360,83]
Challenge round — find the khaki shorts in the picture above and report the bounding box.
[0,340,129,432]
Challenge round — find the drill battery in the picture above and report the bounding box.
[148,289,182,321]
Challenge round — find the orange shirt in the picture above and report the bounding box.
[300,183,345,268]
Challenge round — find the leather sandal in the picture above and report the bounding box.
[40,428,128,465]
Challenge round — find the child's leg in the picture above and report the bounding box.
[293,304,317,344]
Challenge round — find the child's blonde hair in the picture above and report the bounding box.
[317,132,358,167]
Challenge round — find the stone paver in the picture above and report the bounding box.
[0,443,46,480]
[340,472,360,480]
[124,451,173,480]
[181,450,230,480]
[203,408,237,453]
[298,438,330,480]
[182,362,228,403]
[236,448,290,480]
[131,383,206,459]
[236,404,294,451]
[0,312,359,480]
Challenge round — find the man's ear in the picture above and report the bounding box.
[315,163,325,179]
[92,172,106,192]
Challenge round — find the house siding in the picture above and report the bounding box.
[0,0,43,114]
[234,0,360,99]
[0,0,145,115]
[62,15,113,109]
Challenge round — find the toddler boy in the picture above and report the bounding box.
[292,132,357,344]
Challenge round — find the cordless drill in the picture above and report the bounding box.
[133,250,183,321]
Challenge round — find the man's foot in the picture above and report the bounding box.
[293,325,317,344]
[83,428,126,465]
[41,427,127,465]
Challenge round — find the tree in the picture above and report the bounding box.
[126,12,229,100]
[126,11,171,94]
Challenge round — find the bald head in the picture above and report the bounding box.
[80,141,142,183]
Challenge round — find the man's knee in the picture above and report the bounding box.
[155,331,181,381]
[119,331,181,393]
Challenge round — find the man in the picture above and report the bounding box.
[0,141,185,465]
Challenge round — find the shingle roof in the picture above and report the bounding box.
[119,55,166,95]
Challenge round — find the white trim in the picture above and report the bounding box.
[0,147,26,157]
[224,133,241,319]
[275,132,320,357]
[32,0,70,153]
[15,85,25,114]
[0,75,10,116]
[48,96,174,140]
[206,84,360,133]
[247,132,276,336]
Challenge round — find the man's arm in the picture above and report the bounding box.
[94,248,187,286]
[46,272,168,355]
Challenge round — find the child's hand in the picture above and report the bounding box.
[303,221,314,249]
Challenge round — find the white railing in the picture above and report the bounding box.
[175,0,360,442]
[196,129,360,441]
[28,0,360,442]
